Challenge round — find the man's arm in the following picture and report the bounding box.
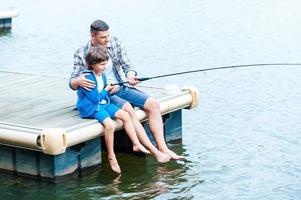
[70,73,96,91]
[69,76,81,90]
[69,77,79,90]
[114,37,139,86]
[113,37,137,76]
[69,49,95,90]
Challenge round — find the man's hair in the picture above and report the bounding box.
[90,20,109,33]
[86,45,109,70]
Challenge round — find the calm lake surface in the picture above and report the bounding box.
[1,0,301,199]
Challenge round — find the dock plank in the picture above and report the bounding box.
[0,72,167,129]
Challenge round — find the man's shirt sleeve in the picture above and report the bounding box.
[114,37,137,77]
[69,49,85,89]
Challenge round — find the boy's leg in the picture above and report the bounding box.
[113,108,150,154]
[95,110,121,173]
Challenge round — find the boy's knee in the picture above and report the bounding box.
[119,110,131,122]
[103,119,116,131]
[122,102,135,116]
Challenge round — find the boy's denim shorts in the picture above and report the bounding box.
[90,103,120,123]
[110,86,149,109]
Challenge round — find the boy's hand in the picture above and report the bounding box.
[105,83,114,92]
[78,74,95,91]
[109,85,120,94]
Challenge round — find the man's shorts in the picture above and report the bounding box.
[110,86,149,109]
[90,103,120,123]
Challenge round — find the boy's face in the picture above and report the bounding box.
[92,31,110,47]
[92,61,108,74]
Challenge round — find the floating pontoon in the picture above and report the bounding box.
[0,10,18,30]
[0,71,200,182]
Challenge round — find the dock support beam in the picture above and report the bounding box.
[0,137,102,183]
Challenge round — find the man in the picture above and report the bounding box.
[70,19,183,161]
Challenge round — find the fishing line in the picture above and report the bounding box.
[112,63,301,86]
[1,63,300,84]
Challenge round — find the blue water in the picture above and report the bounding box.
[1,0,301,199]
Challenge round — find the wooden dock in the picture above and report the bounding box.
[0,71,199,182]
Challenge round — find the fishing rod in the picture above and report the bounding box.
[111,63,301,86]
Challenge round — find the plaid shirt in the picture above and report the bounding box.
[70,36,137,89]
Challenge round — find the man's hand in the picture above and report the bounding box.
[78,74,95,91]
[127,71,140,86]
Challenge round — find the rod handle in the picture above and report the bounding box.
[111,77,150,86]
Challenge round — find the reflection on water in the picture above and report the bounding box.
[1,0,301,199]
[0,30,11,37]
[0,144,202,200]
[91,147,200,199]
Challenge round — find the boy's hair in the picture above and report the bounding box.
[90,20,109,33]
[85,45,109,70]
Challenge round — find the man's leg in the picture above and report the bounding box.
[115,87,184,160]
[144,97,184,160]
[110,94,170,162]
[121,103,170,163]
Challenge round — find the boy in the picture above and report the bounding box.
[77,45,149,174]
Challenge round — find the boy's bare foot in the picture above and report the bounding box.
[108,157,121,174]
[153,150,171,163]
[133,144,150,154]
[162,149,185,160]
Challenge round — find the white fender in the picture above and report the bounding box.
[182,86,200,109]
[40,128,67,155]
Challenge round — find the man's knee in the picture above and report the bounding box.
[144,97,160,112]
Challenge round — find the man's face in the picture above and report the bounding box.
[92,31,110,47]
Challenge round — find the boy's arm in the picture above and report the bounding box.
[79,87,109,104]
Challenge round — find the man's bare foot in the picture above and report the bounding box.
[162,149,185,160]
[153,150,171,163]
[133,144,150,154]
[108,157,121,174]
